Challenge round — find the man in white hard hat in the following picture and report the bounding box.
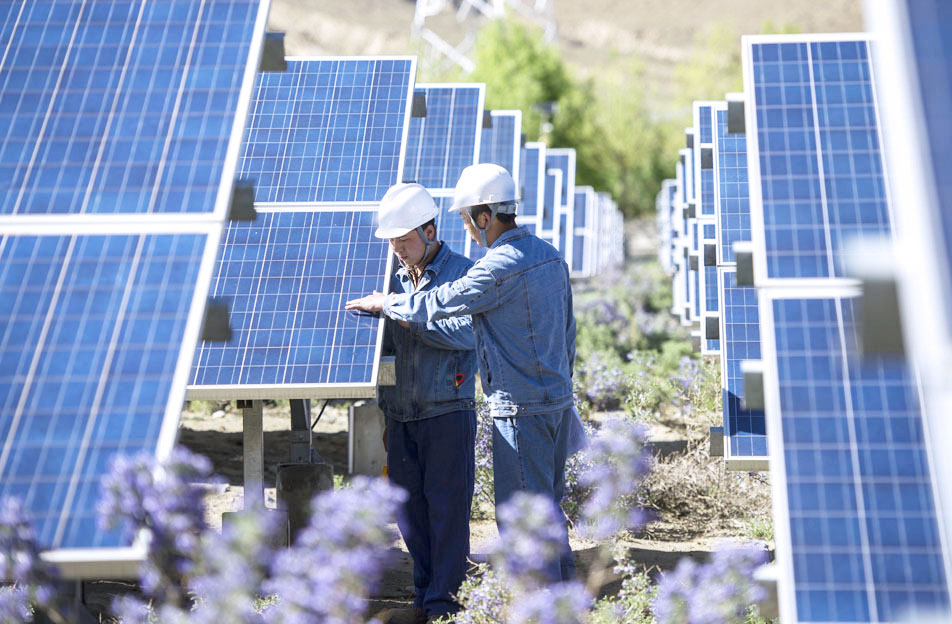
[371,183,478,624]
[347,164,578,583]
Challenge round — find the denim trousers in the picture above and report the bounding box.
[387,409,477,616]
[492,407,577,582]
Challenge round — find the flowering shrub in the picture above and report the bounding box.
[0,498,60,623]
[653,545,769,624]
[472,398,495,519]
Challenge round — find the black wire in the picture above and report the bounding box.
[311,400,329,431]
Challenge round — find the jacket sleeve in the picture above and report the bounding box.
[383,262,500,322]
[406,315,476,351]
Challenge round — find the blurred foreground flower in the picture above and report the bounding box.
[493,492,569,587]
[578,418,651,540]
[653,544,769,624]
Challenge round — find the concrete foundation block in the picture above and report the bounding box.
[349,400,387,476]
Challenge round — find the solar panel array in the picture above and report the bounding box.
[656,29,952,623]
[478,109,521,183]
[0,0,270,571]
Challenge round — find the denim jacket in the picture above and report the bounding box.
[378,242,477,422]
[384,226,577,418]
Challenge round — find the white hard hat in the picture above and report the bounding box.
[374,183,440,239]
[450,163,517,213]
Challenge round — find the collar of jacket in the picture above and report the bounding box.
[489,225,531,248]
[395,240,450,283]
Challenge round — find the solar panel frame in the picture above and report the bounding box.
[237,55,418,206]
[742,33,891,288]
[479,109,522,184]
[712,102,752,266]
[759,284,952,622]
[402,82,485,192]
[538,168,563,244]
[865,0,952,575]
[717,266,768,463]
[693,102,719,219]
[699,218,720,355]
[187,204,393,401]
[517,141,545,227]
[0,0,272,577]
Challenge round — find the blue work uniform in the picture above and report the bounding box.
[378,241,477,617]
[383,225,578,582]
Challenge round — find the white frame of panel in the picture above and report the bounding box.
[741,33,874,290]
[0,0,272,577]
[692,101,720,219]
[518,141,546,229]
[698,216,720,356]
[405,81,486,193]
[571,185,597,278]
[538,168,563,244]
[186,203,393,401]
[865,0,952,577]
[247,55,419,210]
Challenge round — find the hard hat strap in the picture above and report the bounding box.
[415,225,434,266]
[471,204,497,248]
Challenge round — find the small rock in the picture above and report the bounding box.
[212,410,225,419]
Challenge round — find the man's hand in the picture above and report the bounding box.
[345,291,386,314]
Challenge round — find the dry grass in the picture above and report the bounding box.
[639,441,772,542]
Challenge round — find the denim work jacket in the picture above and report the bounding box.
[383,226,577,418]
[378,242,477,422]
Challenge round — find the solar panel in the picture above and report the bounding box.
[517,142,545,225]
[574,186,595,277]
[694,103,717,217]
[402,83,485,191]
[0,0,270,572]
[478,109,521,183]
[545,148,576,213]
[699,220,720,354]
[433,194,469,258]
[689,221,700,320]
[539,168,562,241]
[189,207,391,399]
[866,0,952,580]
[762,289,952,622]
[743,36,890,284]
[717,268,766,459]
[712,104,751,265]
[239,57,416,204]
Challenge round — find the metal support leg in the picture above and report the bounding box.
[288,398,313,463]
[239,399,264,507]
[279,399,332,541]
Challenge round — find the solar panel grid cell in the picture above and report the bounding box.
[239,57,415,204]
[189,208,389,396]
[718,268,766,457]
[767,292,950,621]
[518,142,544,222]
[0,0,262,217]
[403,84,483,191]
[478,110,520,182]
[714,106,751,265]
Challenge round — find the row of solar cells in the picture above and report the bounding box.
[0,0,624,575]
[657,18,952,624]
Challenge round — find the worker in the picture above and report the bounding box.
[370,183,478,624]
[346,164,577,583]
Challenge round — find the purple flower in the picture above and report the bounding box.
[264,476,406,624]
[492,493,567,586]
[509,582,591,624]
[0,497,58,614]
[578,418,651,540]
[0,586,31,622]
[455,566,510,624]
[97,447,221,605]
[473,401,495,513]
[654,544,769,624]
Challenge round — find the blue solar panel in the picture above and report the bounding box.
[540,170,560,234]
[558,213,568,257]
[0,0,264,217]
[767,292,950,621]
[403,83,484,191]
[435,196,468,257]
[745,37,889,280]
[545,149,576,209]
[479,110,521,182]
[713,106,751,264]
[718,269,766,457]
[239,57,415,204]
[695,104,716,217]
[0,232,209,548]
[572,188,591,275]
[518,142,544,223]
[0,0,268,565]
[190,208,390,396]
[686,139,696,204]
